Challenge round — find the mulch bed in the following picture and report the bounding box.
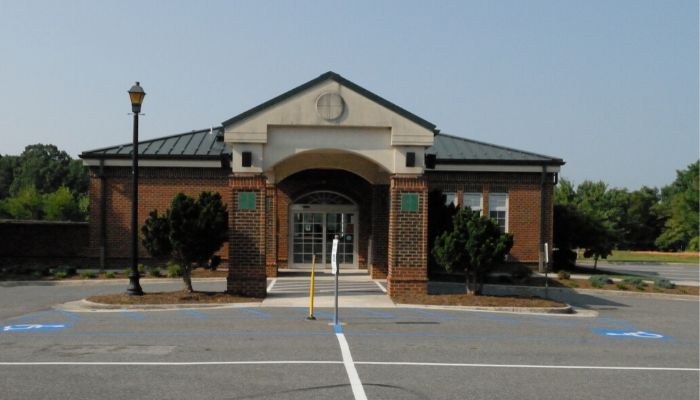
[0,269,228,281]
[86,291,263,305]
[391,293,567,308]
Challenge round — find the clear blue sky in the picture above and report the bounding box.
[0,1,697,191]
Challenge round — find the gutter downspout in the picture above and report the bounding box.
[99,159,106,272]
[539,165,546,273]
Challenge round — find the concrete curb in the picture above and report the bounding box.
[396,303,575,315]
[577,261,698,266]
[0,277,226,287]
[57,299,263,311]
[484,284,698,301]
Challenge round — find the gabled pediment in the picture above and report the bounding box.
[222,72,437,147]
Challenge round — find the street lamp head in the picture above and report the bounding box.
[128,82,146,113]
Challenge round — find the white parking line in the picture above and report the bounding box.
[335,328,368,400]
[0,361,695,371]
[354,362,699,371]
[0,361,340,365]
[374,281,387,293]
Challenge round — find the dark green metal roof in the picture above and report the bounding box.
[79,127,230,160]
[221,71,439,134]
[427,133,564,166]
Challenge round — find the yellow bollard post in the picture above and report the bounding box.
[306,255,316,320]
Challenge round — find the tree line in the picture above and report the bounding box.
[554,160,699,267]
[0,144,89,221]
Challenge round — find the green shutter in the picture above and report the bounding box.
[401,193,419,212]
[239,192,256,210]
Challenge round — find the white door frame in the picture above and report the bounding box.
[288,203,359,269]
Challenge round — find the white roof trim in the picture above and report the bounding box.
[431,164,561,173]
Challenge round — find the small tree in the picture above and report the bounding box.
[427,189,459,276]
[43,186,84,221]
[432,208,514,295]
[2,186,43,220]
[554,204,614,271]
[141,192,228,292]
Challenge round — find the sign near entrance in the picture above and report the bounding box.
[331,237,339,274]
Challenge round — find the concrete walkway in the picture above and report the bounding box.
[262,269,395,308]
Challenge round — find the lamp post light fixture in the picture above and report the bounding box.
[126,82,145,296]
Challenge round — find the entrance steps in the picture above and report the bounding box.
[262,269,395,308]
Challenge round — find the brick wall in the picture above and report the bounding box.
[0,221,89,267]
[265,183,278,277]
[227,175,267,297]
[426,171,555,267]
[370,185,390,278]
[88,167,230,269]
[276,169,373,270]
[387,175,428,295]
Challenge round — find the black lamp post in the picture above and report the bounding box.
[126,82,145,296]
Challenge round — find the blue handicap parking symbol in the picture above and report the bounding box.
[2,324,74,332]
[591,329,673,339]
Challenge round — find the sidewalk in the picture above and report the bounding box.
[262,269,395,308]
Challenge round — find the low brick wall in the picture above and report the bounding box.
[0,220,89,267]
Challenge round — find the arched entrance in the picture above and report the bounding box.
[289,191,358,269]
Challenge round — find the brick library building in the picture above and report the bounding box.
[80,72,564,297]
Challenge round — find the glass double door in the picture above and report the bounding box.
[290,206,357,269]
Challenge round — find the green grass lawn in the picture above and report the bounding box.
[579,250,699,264]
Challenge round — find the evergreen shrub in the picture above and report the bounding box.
[654,279,675,289]
[589,275,611,286]
[167,264,182,278]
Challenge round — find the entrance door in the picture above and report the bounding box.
[324,212,355,266]
[289,192,358,269]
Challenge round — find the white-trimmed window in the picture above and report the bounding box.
[444,192,457,208]
[463,193,483,215]
[489,193,508,234]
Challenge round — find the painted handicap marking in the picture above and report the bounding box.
[2,324,74,332]
[591,329,673,339]
[19,310,80,321]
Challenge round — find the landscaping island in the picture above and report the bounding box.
[87,291,263,305]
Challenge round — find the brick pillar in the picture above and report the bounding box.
[370,184,390,279]
[265,183,278,277]
[227,174,267,297]
[387,175,428,295]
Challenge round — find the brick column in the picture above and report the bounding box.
[370,184,390,279]
[227,174,267,297]
[265,183,278,277]
[387,175,428,295]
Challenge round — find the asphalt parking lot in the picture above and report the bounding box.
[0,281,698,400]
